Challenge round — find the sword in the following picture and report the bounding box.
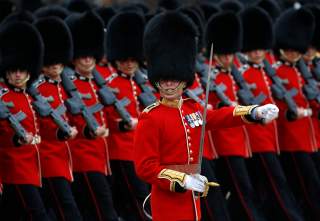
[197,44,219,188]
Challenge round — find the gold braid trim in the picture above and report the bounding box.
[158,169,186,192]
[233,105,258,117]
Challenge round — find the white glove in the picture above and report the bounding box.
[184,174,208,193]
[255,104,279,124]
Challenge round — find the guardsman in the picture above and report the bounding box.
[33,16,82,221]
[104,11,150,220]
[205,11,268,221]
[0,21,49,221]
[134,11,279,221]
[273,7,320,220]
[181,7,232,221]
[65,11,118,221]
[240,6,304,221]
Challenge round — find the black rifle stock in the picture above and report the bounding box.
[28,84,72,136]
[92,69,132,124]
[133,69,157,107]
[61,68,102,133]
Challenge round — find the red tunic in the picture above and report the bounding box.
[35,76,73,181]
[0,86,41,187]
[208,67,252,157]
[274,61,318,152]
[242,64,280,153]
[134,99,249,221]
[66,73,111,175]
[104,72,143,161]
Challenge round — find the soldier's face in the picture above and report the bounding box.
[73,56,96,75]
[6,70,30,88]
[42,64,64,80]
[303,47,317,62]
[116,59,139,76]
[215,54,234,68]
[246,50,265,64]
[157,80,186,100]
[280,49,301,63]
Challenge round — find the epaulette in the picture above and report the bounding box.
[238,64,249,74]
[32,75,46,88]
[272,61,282,69]
[142,101,160,113]
[0,87,9,98]
[105,72,118,84]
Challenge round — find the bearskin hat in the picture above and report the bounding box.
[67,0,92,13]
[95,6,115,27]
[106,12,145,63]
[180,7,205,51]
[219,0,244,13]
[199,2,220,21]
[256,0,281,22]
[275,8,315,53]
[1,10,35,26]
[34,17,73,66]
[0,21,44,79]
[205,11,242,54]
[158,0,181,10]
[34,5,70,20]
[241,7,274,52]
[144,11,198,87]
[305,5,320,50]
[65,10,104,61]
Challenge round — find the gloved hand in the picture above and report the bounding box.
[254,104,279,124]
[184,174,208,193]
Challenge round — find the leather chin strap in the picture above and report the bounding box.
[156,82,186,96]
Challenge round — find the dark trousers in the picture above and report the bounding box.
[280,152,320,221]
[41,177,82,221]
[0,184,49,221]
[72,172,118,221]
[216,156,267,221]
[311,151,320,177]
[110,160,150,221]
[247,153,304,221]
[200,158,231,221]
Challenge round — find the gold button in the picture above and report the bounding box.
[190,150,193,154]
[188,136,191,140]
[187,129,190,133]
[190,157,194,162]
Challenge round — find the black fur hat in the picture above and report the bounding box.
[241,6,273,52]
[305,5,320,50]
[106,12,145,63]
[35,17,73,66]
[158,0,181,10]
[255,0,281,22]
[219,0,244,13]
[1,10,35,26]
[180,7,204,51]
[0,21,44,79]
[199,2,220,21]
[205,11,242,54]
[275,8,315,53]
[34,5,70,20]
[0,0,15,22]
[65,11,104,61]
[67,0,92,13]
[144,11,198,87]
[95,6,116,27]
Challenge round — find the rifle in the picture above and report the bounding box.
[312,58,320,81]
[27,82,72,136]
[263,60,298,116]
[133,69,157,107]
[184,87,205,107]
[195,59,233,106]
[231,65,267,105]
[92,69,132,124]
[297,59,320,103]
[0,90,28,141]
[61,67,103,133]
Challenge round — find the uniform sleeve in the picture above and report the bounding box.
[133,112,186,193]
[206,105,257,130]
